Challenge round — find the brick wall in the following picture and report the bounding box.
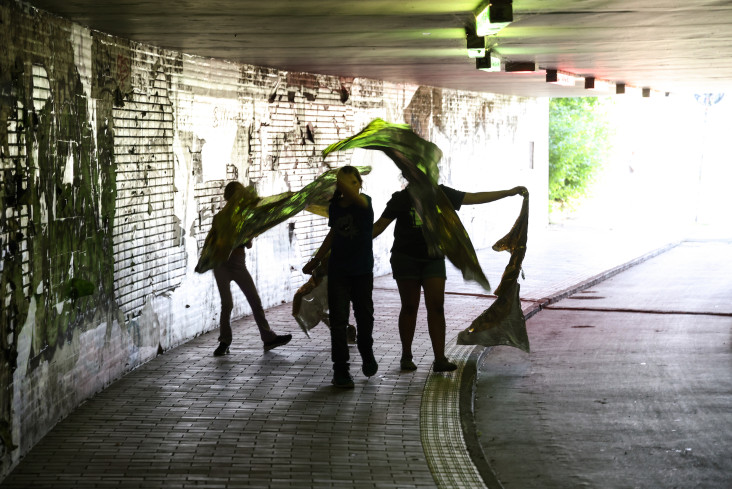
[0,0,548,478]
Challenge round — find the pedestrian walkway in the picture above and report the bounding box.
[1,221,697,489]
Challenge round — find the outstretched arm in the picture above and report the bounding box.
[462,186,527,205]
[303,230,333,274]
[372,217,394,239]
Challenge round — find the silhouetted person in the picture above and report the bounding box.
[373,183,527,372]
[212,181,292,356]
[303,166,377,388]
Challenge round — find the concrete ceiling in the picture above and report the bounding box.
[23,0,732,97]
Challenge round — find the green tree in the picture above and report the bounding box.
[549,97,613,211]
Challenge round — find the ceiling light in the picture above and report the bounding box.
[504,61,535,73]
[476,51,501,72]
[465,27,485,58]
[475,1,513,37]
[489,0,514,23]
[546,69,576,86]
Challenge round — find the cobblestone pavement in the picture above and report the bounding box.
[2,222,690,488]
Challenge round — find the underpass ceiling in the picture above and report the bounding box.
[22,0,732,98]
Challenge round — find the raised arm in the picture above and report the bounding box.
[302,229,333,274]
[372,217,394,239]
[462,186,527,205]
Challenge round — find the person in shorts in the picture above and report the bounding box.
[373,183,526,372]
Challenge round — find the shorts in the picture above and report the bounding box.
[390,251,446,281]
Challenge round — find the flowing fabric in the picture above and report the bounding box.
[457,194,530,352]
[291,257,330,337]
[324,118,530,351]
[322,118,490,290]
[194,166,370,274]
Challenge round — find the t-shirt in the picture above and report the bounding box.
[380,184,465,259]
[328,194,374,277]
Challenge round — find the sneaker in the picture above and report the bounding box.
[362,355,378,377]
[213,343,230,356]
[332,369,355,389]
[400,356,417,371]
[263,334,292,352]
[347,325,357,344]
[433,358,457,373]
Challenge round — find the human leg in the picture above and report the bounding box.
[328,274,353,387]
[351,274,377,376]
[230,256,278,343]
[213,266,234,355]
[423,276,456,372]
[395,279,421,369]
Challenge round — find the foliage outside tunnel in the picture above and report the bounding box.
[548,97,613,215]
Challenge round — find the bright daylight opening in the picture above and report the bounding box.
[549,93,731,243]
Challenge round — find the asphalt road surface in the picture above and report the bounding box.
[474,240,732,489]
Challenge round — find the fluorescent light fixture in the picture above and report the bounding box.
[489,1,514,23]
[584,77,615,92]
[504,61,535,73]
[465,28,486,58]
[476,51,501,72]
[546,69,576,86]
[475,2,512,36]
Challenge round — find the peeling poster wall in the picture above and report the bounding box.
[0,0,548,479]
[1,0,119,464]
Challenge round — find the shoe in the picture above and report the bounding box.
[400,356,417,371]
[347,325,357,344]
[263,334,292,351]
[332,369,355,389]
[362,355,378,377]
[213,343,230,356]
[433,358,457,372]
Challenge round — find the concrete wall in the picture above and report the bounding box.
[0,0,548,477]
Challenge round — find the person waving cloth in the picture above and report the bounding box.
[322,119,529,374]
[373,184,526,372]
[303,166,377,389]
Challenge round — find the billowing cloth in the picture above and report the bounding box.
[324,118,530,351]
[457,194,530,352]
[194,166,371,274]
[322,118,490,290]
[292,256,330,337]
